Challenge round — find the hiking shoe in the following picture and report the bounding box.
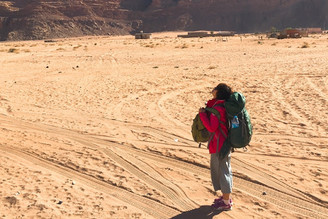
[212,197,233,206]
[213,196,223,205]
[211,199,232,211]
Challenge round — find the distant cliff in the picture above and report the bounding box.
[0,0,327,41]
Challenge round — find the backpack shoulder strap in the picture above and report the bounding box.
[205,107,220,117]
[205,106,227,139]
[207,104,225,124]
[213,103,224,108]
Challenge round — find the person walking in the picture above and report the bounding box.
[198,83,233,211]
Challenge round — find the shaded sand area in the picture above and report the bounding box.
[0,32,328,218]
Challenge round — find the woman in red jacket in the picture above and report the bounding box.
[199,83,233,211]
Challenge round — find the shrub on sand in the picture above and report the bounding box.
[8,48,19,53]
[301,42,309,48]
[73,45,82,50]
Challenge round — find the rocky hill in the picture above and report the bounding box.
[0,0,327,40]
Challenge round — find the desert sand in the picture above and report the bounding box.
[0,32,327,219]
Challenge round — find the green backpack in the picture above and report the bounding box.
[191,107,222,147]
[224,92,253,149]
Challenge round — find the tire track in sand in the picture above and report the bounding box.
[270,74,327,134]
[233,157,313,202]
[71,137,198,211]
[0,115,197,212]
[1,115,328,218]
[302,76,328,132]
[84,134,328,219]
[92,139,328,219]
[0,145,179,219]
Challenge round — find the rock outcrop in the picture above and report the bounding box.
[0,0,327,41]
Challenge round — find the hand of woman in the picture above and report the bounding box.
[199,107,206,113]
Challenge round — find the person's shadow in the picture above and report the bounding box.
[171,206,224,219]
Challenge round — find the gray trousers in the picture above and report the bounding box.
[210,153,233,194]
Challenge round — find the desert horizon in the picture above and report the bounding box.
[0,32,327,218]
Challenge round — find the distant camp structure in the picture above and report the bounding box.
[278,29,306,39]
[178,31,235,38]
[306,28,323,34]
[135,31,151,39]
[268,27,323,39]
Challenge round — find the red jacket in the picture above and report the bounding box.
[199,99,228,154]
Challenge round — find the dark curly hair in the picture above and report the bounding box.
[214,83,233,100]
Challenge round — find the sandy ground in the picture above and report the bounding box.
[0,32,328,219]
